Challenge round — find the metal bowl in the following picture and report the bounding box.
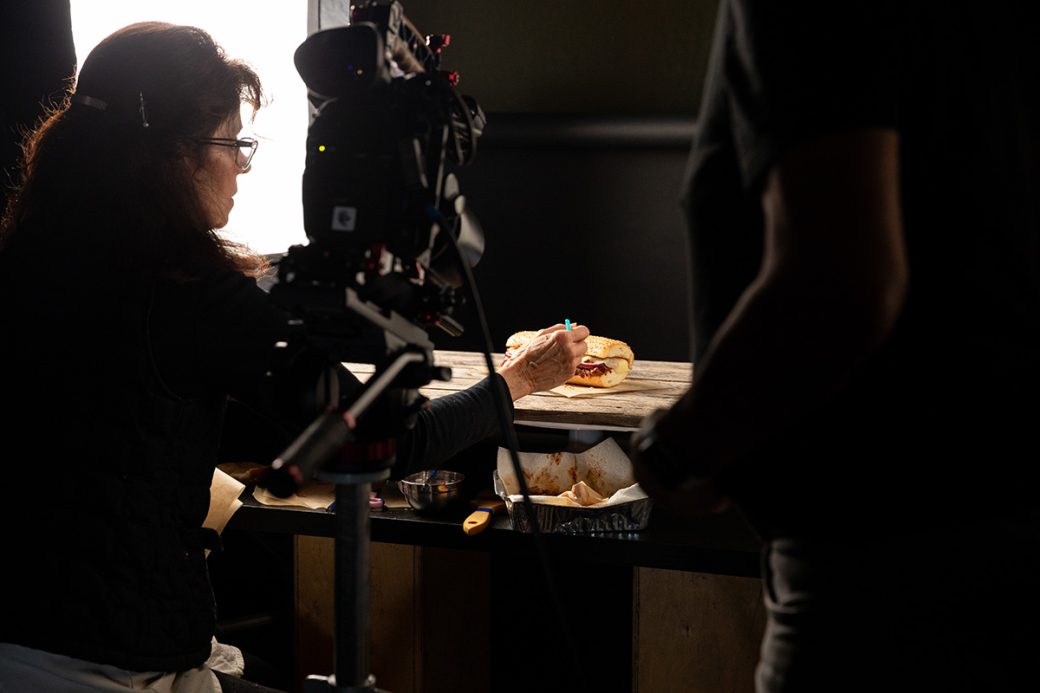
[397,470,465,513]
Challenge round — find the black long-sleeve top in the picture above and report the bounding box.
[0,254,507,672]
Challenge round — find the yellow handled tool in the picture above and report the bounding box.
[462,499,505,535]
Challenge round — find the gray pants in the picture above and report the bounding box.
[756,507,1040,693]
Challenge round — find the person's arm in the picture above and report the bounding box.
[391,323,589,474]
[391,374,505,475]
[634,128,908,515]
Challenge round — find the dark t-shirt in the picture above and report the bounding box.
[683,1,1040,537]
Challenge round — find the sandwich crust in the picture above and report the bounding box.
[582,335,634,362]
[505,331,538,351]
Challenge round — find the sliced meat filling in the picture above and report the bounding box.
[574,362,611,377]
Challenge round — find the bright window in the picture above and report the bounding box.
[70,1,309,255]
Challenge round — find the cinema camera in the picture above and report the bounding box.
[266,0,487,494]
[274,0,485,355]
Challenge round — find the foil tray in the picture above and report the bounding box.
[493,471,653,535]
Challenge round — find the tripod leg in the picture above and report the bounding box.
[335,482,374,688]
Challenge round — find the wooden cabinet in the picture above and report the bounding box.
[265,350,764,692]
[294,539,764,693]
[634,568,765,693]
[295,539,491,693]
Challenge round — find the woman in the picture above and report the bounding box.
[0,22,587,693]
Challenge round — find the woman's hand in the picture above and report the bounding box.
[497,323,590,400]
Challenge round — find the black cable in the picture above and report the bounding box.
[445,81,478,164]
[429,205,591,692]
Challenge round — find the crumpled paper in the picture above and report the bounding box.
[204,467,246,535]
[496,436,645,506]
[495,437,652,535]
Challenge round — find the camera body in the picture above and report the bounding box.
[271,0,485,356]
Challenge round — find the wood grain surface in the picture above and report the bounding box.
[345,350,693,431]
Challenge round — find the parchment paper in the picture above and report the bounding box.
[496,437,647,507]
[253,481,336,510]
[543,378,672,398]
[204,467,246,535]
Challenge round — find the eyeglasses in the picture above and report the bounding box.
[193,136,258,170]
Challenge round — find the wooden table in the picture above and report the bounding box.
[227,350,765,693]
[345,350,693,431]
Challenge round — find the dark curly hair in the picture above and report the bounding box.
[0,21,267,278]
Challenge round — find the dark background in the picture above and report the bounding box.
[309,0,723,361]
[440,122,699,361]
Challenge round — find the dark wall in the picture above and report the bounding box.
[404,0,720,116]
[400,0,722,362]
[433,115,697,362]
[0,1,76,213]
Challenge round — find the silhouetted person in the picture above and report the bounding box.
[633,2,1040,691]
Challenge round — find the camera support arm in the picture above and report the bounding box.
[267,286,450,496]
